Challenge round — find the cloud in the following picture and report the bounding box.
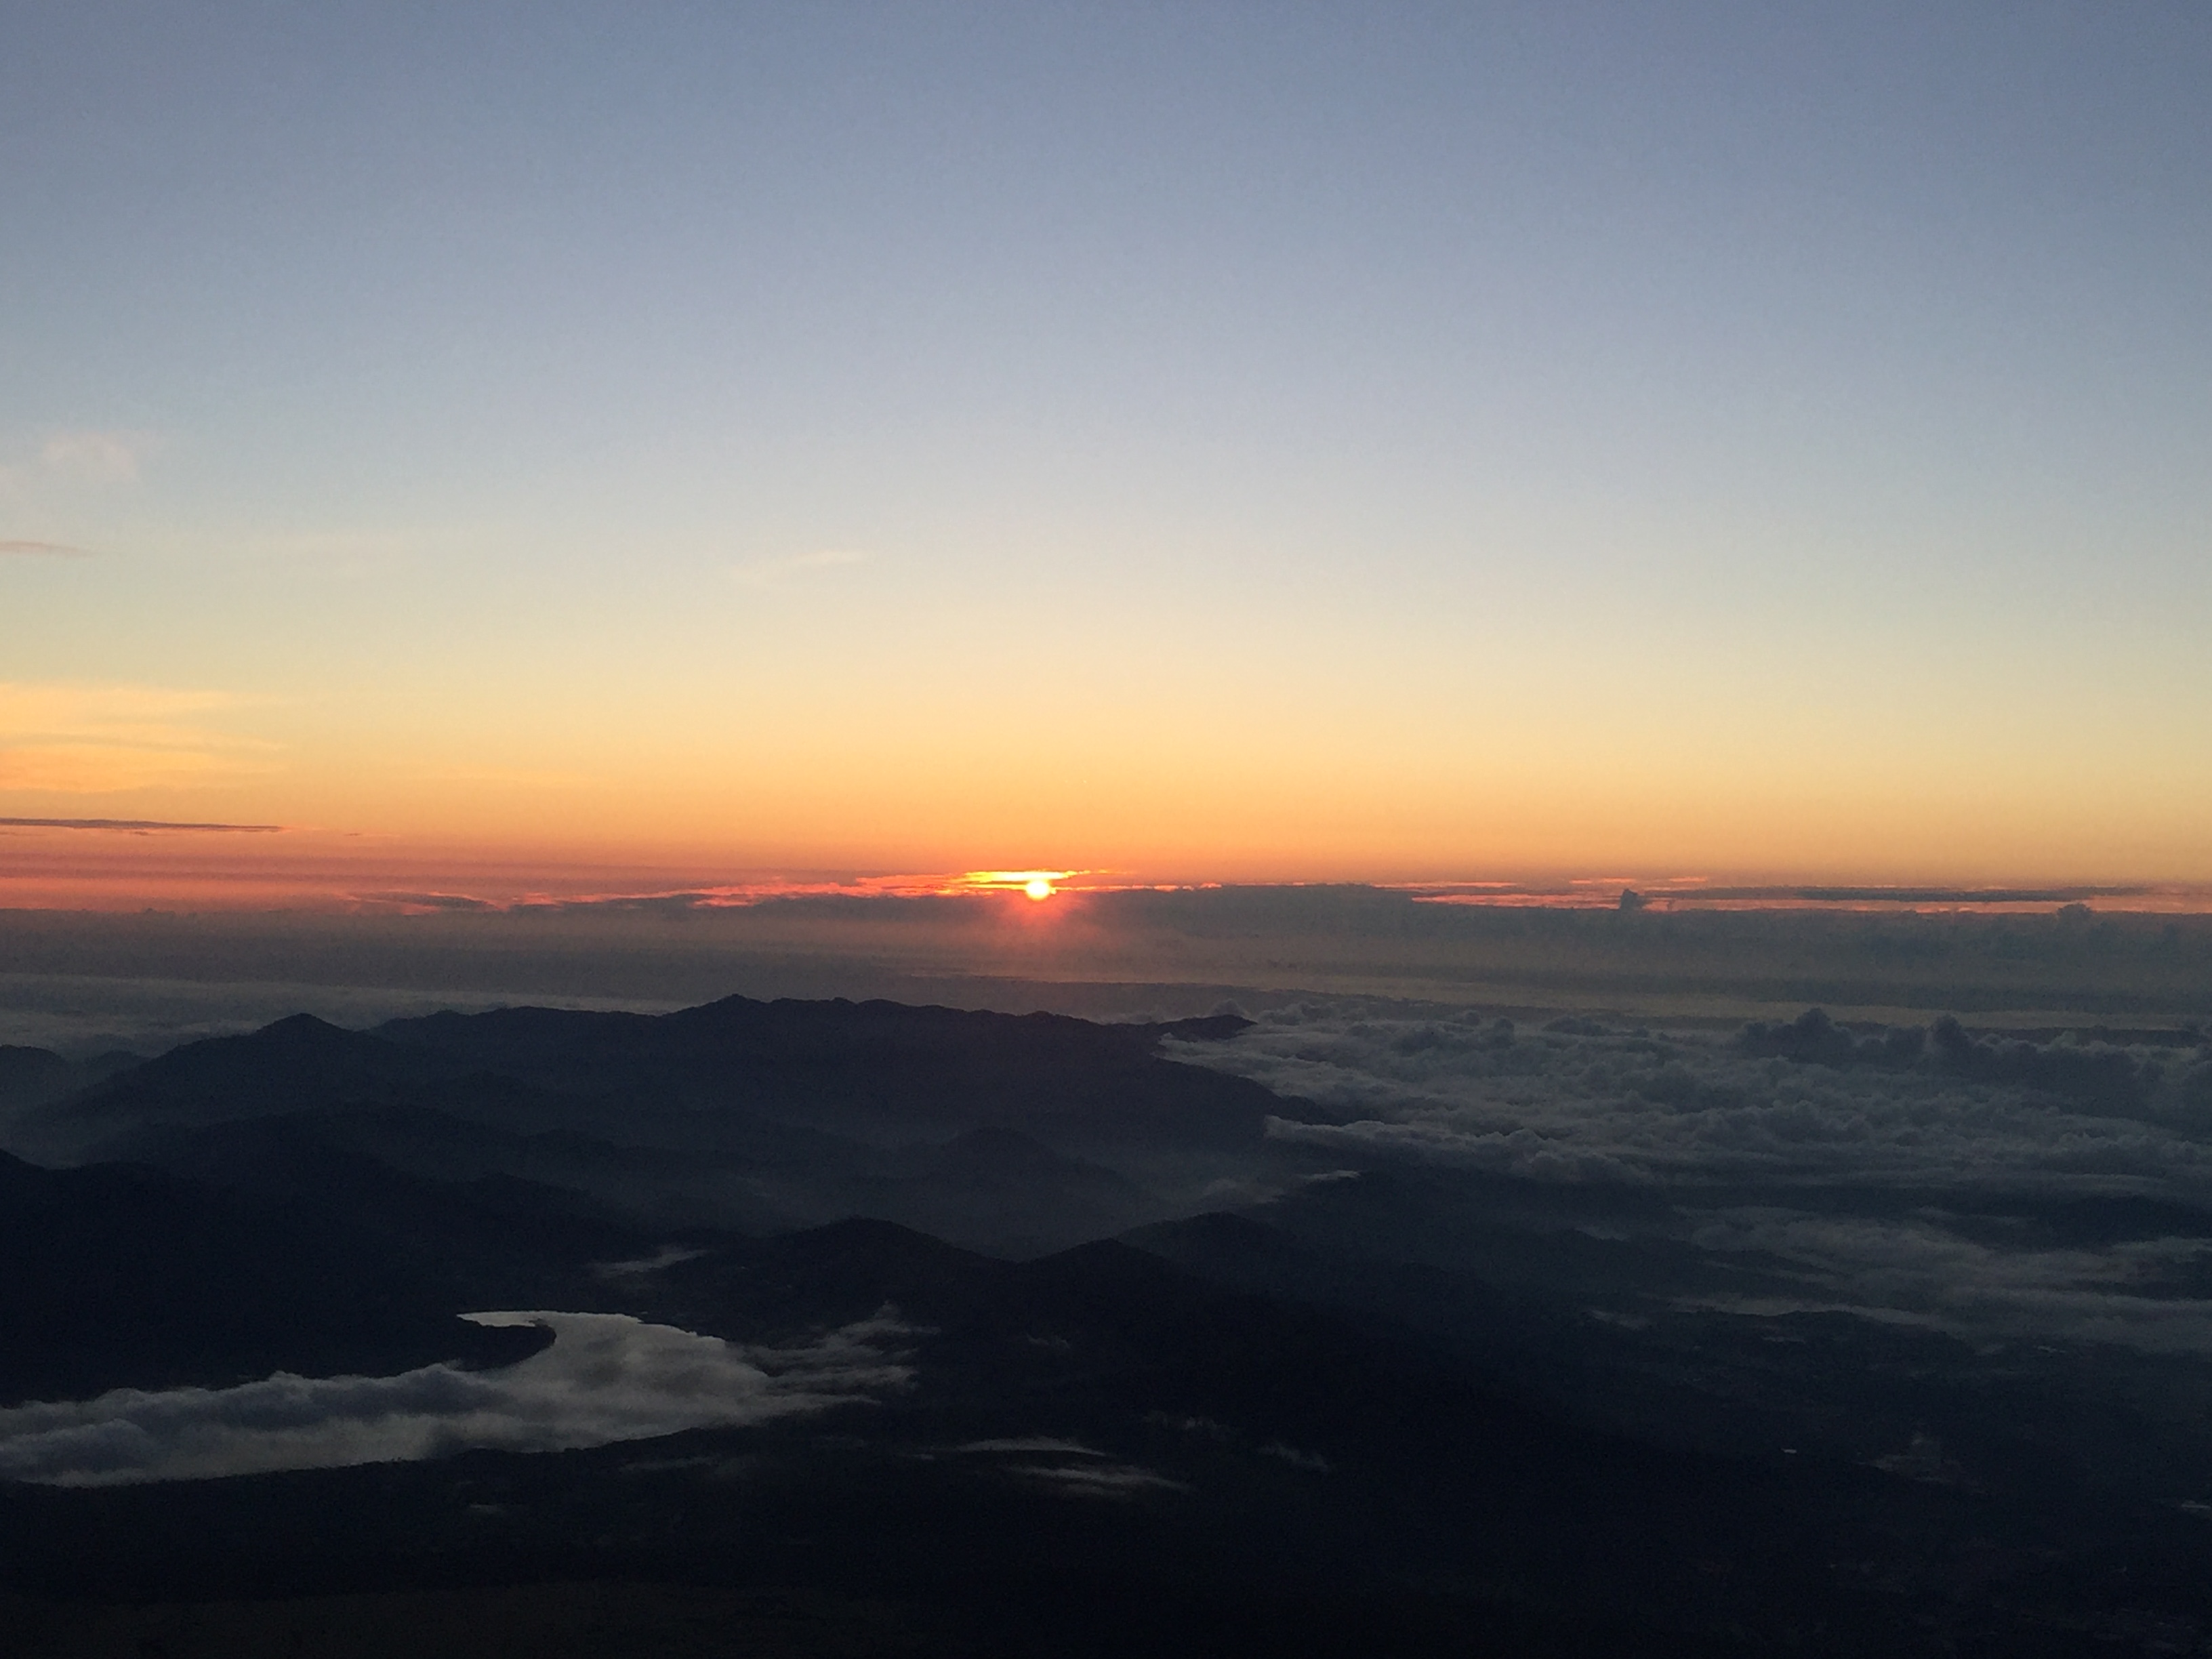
[1010,1462,1189,1496]
[952,1434,1189,1496]
[1174,1006,2212,1351]
[342,870,1092,916]
[731,548,867,590]
[0,539,90,558]
[0,682,273,794]
[0,748,264,791]
[1677,1210,2212,1353]
[39,429,157,485]
[1180,1008,2212,1196]
[0,682,249,741]
[0,1310,912,1487]
[0,817,281,832]
[354,890,506,914]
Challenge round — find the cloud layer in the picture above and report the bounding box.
[1170,1007,2212,1351]
[1177,1007,2212,1195]
[0,1310,911,1486]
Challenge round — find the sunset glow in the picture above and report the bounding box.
[3,9,2209,906]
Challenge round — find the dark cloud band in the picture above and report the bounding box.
[0,817,283,833]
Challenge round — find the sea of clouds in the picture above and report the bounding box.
[1169,1006,2212,1351]
[1174,1005,2212,1193]
[0,1310,911,1486]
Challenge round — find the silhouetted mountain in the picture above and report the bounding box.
[100,1113,649,1290]
[17,998,1310,1253]
[0,1047,73,1112]
[0,1045,136,1121]
[111,1103,1164,1259]
[0,1151,554,1406]
[855,1126,1162,1255]
[374,996,1294,1152]
[23,997,1300,1168]
[18,1015,451,1159]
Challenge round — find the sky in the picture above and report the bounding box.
[5,2,2211,900]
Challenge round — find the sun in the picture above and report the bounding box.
[958,869,1076,901]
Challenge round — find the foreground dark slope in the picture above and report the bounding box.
[13,1214,2169,1658]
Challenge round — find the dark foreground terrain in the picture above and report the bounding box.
[7,995,2212,1655]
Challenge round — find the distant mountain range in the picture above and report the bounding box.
[9,998,1303,1258]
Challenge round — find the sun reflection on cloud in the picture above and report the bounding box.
[326,869,1105,916]
[957,869,1077,901]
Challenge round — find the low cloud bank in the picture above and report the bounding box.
[0,1311,910,1487]
[1679,1210,2212,1353]
[1179,1006,2212,1194]
[1171,1007,2212,1351]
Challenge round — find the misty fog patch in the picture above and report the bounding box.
[0,1310,912,1487]
[1014,1462,1191,1496]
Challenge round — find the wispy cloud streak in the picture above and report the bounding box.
[0,817,281,832]
[0,682,272,794]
